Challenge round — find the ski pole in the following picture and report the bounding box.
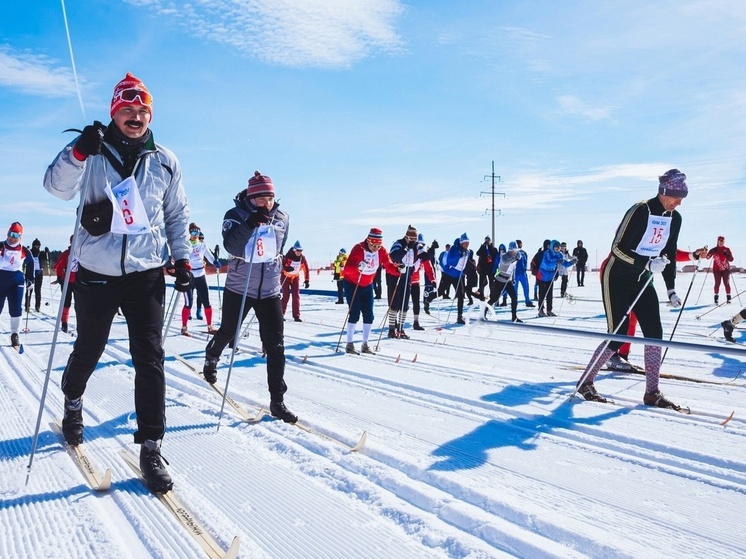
[374,272,402,351]
[22,282,32,333]
[695,287,746,320]
[160,286,179,351]
[536,268,560,315]
[661,266,700,366]
[335,272,362,352]
[695,257,711,304]
[571,272,655,398]
[27,166,91,481]
[214,244,222,310]
[729,269,741,306]
[217,228,259,430]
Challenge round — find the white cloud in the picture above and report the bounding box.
[126,0,405,68]
[0,47,78,96]
[556,95,613,121]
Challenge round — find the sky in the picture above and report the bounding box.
[2,271,745,558]
[2,1,746,268]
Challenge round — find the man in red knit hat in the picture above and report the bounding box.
[44,72,191,493]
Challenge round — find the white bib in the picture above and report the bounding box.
[244,225,278,263]
[105,176,151,235]
[634,214,672,258]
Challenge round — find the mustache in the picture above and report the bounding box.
[124,120,144,128]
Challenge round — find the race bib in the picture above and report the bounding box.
[634,214,672,257]
[455,253,468,272]
[105,176,151,235]
[244,225,277,263]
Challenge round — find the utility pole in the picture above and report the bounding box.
[481,160,506,242]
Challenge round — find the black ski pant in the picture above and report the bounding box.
[61,266,166,444]
[25,271,43,310]
[489,279,518,319]
[205,289,287,402]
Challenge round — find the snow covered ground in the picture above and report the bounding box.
[1,269,745,559]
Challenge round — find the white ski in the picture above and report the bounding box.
[120,449,240,559]
[50,420,111,491]
[172,354,265,422]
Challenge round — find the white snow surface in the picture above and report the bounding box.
[1,270,745,559]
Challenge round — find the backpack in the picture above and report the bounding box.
[530,249,543,277]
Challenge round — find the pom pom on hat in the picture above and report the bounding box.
[110,72,153,118]
[246,171,275,199]
[293,240,303,251]
[8,222,23,235]
[658,169,688,198]
[367,227,383,242]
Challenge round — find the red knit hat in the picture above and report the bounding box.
[110,72,153,118]
[8,222,23,235]
[367,227,383,243]
[246,171,275,199]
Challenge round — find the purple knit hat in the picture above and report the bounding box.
[658,169,688,198]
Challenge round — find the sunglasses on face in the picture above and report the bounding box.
[190,230,200,236]
[8,232,21,239]
[115,88,153,106]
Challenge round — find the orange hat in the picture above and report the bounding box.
[110,72,153,118]
[8,222,23,235]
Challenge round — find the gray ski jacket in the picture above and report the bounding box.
[43,137,190,276]
[222,190,289,299]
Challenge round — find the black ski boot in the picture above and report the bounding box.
[722,320,735,342]
[140,439,173,493]
[11,333,20,349]
[412,321,424,331]
[270,400,298,424]
[203,355,219,384]
[387,327,398,339]
[61,322,68,333]
[62,396,84,445]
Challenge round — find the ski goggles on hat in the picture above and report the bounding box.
[114,88,153,106]
[189,229,200,236]
[8,232,21,239]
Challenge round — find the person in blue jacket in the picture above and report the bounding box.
[537,240,576,317]
[514,240,534,307]
[442,233,472,325]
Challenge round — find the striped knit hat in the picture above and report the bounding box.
[658,169,688,198]
[247,171,275,199]
[367,227,383,243]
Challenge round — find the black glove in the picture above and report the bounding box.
[75,121,106,158]
[170,259,194,292]
[246,206,270,228]
[284,265,294,272]
[304,280,310,289]
[430,240,439,250]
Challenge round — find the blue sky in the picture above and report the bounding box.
[2,0,746,269]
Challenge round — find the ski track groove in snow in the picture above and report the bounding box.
[3,273,746,558]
